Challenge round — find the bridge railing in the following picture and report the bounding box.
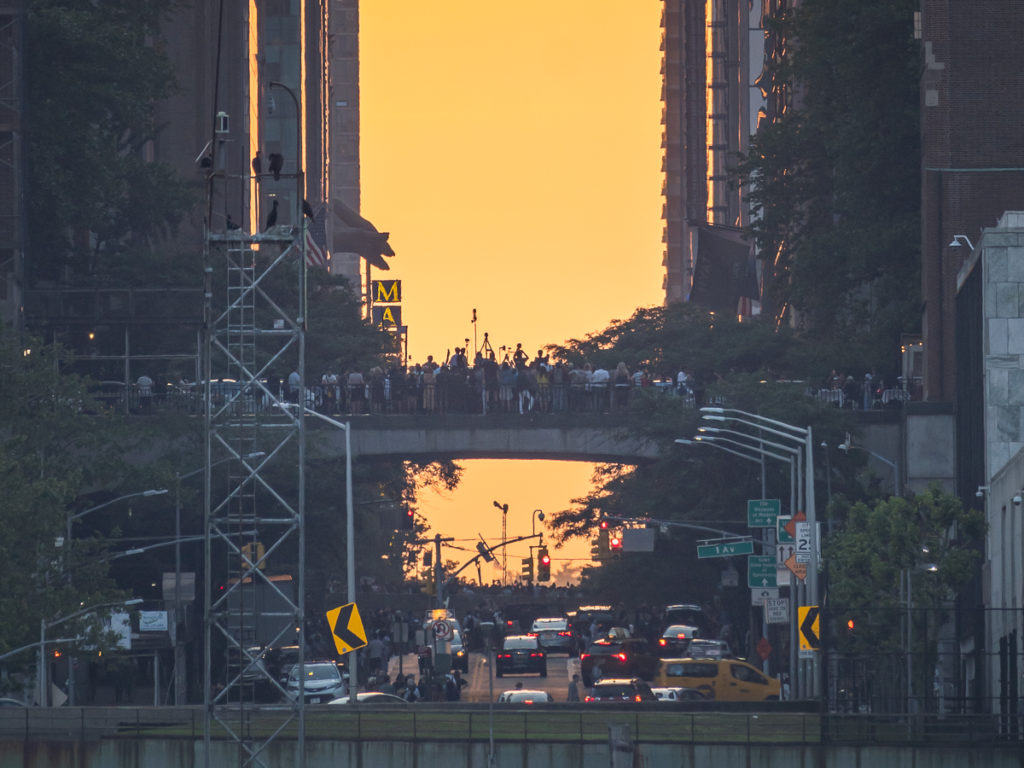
[82,380,699,418]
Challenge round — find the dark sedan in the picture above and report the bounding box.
[580,638,658,686]
[657,624,699,657]
[495,635,547,677]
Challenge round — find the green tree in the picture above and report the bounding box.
[0,332,136,663]
[736,0,921,369]
[825,488,984,708]
[26,0,194,285]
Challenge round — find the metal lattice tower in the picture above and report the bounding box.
[202,226,308,768]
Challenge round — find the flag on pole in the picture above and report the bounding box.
[305,228,327,268]
[303,202,328,268]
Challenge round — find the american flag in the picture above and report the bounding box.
[303,203,328,268]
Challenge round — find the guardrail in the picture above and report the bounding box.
[1,706,1020,747]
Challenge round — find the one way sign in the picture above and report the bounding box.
[326,602,368,655]
[798,605,820,655]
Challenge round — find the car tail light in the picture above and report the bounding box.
[615,653,627,662]
[529,652,544,658]
[580,653,590,660]
[497,653,511,659]
[658,639,667,646]
[634,695,642,702]
[558,631,572,637]
[584,696,594,702]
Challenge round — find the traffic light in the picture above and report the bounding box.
[536,546,551,581]
[595,528,610,559]
[400,507,415,530]
[521,557,534,581]
[609,534,622,554]
[476,541,494,562]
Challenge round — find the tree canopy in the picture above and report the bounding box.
[26,0,194,286]
[736,0,921,369]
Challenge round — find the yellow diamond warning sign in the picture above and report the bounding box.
[326,602,367,655]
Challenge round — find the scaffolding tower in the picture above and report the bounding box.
[202,225,308,768]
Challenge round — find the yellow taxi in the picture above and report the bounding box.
[653,658,781,701]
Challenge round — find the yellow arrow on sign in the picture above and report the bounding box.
[325,602,368,655]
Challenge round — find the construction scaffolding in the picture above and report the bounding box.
[202,226,308,768]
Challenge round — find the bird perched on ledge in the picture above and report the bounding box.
[268,152,283,181]
[264,199,278,231]
[251,150,263,177]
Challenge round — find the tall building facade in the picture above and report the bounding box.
[919,0,1024,403]
[661,0,783,315]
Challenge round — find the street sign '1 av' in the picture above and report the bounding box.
[697,539,754,559]
[326,602,368,655]
[747,499,781,528]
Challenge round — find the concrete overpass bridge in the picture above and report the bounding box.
[307,413,664,463]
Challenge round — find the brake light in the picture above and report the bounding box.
[580,653,590,660]
[615,653,627,662]
[658,639,667,646]
[558,631,572,637]
[497,653,511,659]
[634,695,642,702]
[584,696,594,702]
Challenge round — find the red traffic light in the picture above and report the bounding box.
[599,519,609,530]
[609,536,622,549]
[540,553,551,565]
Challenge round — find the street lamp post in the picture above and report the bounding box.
[532,509,545,538]
[678,435,799,686]
[38,599,143,706]
[493,501,509,585]
[64,489,166,705]
[700,407,819,699]
[838,439,900,496]
[278,404,356,701]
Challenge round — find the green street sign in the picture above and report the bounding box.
[777,515,795,544]
[697,540,754,559]
[747,499,781,528]
[748,555,777,588]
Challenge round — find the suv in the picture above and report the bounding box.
[530,617,575,654]
[286,661,346,704]
[662,604,710,637]
[584,678,656,703]
[580,638,658,686]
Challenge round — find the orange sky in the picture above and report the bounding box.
[360,3,664,581]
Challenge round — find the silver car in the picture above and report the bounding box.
[530,617,575,654]
[286,661,346,704]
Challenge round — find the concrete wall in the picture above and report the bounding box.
[3,738,1022,768]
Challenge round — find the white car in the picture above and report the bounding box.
[286,662,346,704]
[328,692,408,705]
[652,686,709,702]
[497,689,554,704]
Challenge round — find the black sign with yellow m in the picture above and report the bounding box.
[372,280,401,304]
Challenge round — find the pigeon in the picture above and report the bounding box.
[264,199,278,231]
[302,199,315,220]
[251,150,263,176]
[268,152,283,181]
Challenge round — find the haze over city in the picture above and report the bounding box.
[360,2,666,579]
